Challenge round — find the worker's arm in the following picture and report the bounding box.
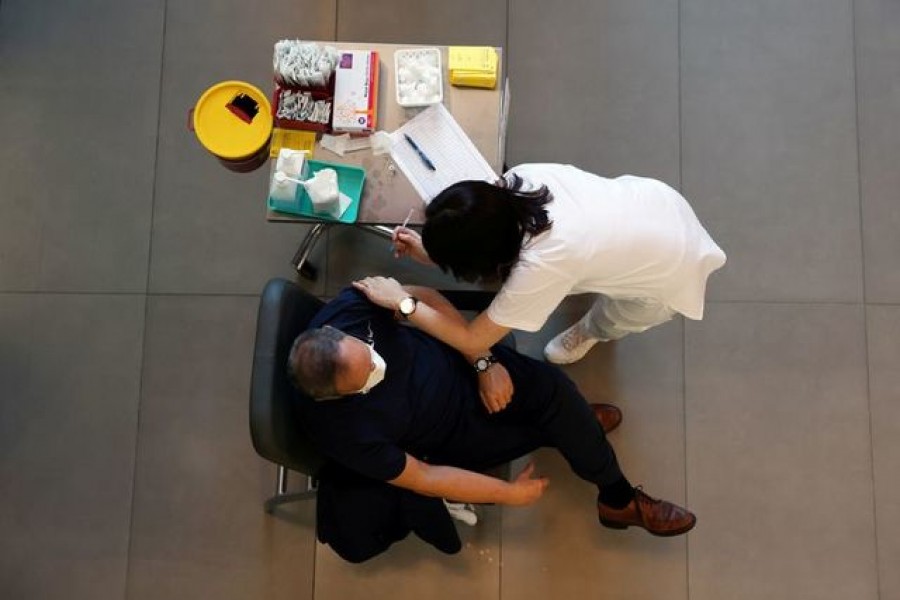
[353,277,510,357]
[388,453,548,506]
[400,285,471,330]
[353,278,515,412]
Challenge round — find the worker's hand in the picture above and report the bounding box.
[352,276,407,310]
[478,362,514,414]
[506,461,549,506]
[392,227,434,265]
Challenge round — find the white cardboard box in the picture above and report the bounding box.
[332,50,379,133]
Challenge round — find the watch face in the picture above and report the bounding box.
[400,297,416,315]
[475,355,496,372]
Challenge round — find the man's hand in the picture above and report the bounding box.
[478,362,514,414]
[352,276,408,310]
[506,462,549,506]
[389,454,548,507]
[392,227,434,265]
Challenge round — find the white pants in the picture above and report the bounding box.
[584,295,676,341]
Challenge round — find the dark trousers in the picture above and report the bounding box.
[426,345,624,487]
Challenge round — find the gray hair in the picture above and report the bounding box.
[287,326,346,399]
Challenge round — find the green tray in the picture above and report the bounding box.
[267,159,366,223]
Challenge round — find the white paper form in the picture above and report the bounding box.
[389,103,497,203]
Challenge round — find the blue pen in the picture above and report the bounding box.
[403,134,437,171]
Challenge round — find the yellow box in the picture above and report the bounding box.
[448,46,498,89]
[269,128,317,158]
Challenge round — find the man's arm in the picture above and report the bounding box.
[389,453,548,506]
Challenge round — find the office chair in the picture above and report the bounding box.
[249,278,326,512]
[249,277,503,513]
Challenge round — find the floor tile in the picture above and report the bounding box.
[685,302,877,600]
[0,295,35,408]
[507,0,679,183]
[856,0,900,303]
[0,178,41,291]
[501,318,688,600]
[866,305,900,600]
[147,0,335,294]
[0,0,164,292]
[313,507,501,600]
[0,0,162,88]
[127,295,315,600]
[0,293,145,600]
[681,0,862,303]
[337,0,506,46]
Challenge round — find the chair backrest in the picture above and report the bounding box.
[249,278,327,477]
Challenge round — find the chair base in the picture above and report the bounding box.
[264,489,317,513]
[291,224,395,280]
[263,465,318,514]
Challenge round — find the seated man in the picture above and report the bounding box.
[288,284,695,536]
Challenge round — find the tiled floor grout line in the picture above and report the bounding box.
[677,0,684,195]
[123,0,168,597]
[7,291,900,305]
[682,314,691,600]
[0,290,149,296]
[0,290,277,298]
[334,0,339,40]
[311,513,319,600]
[704,299,873,306]
[499,3,510,597]
[308,9,340,598]
[146,291,275,297]
[850,0,882,595]
[677,0,692,597]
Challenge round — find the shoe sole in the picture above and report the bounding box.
[599,515,697,537]
[543,339,607,365]
[543,353,582,365]
[543,347,594,365]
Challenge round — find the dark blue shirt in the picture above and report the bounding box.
[297,288,483,481]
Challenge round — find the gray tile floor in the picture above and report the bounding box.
[1,0,897,598]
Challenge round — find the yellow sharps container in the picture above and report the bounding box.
[191,80,273,172]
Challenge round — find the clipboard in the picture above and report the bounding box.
[389,103,497,203]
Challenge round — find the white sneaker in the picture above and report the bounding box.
[543,318,603,364]
[443,500,478,526]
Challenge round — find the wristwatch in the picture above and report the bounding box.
[397,295,419,320]
[473,354,498,374]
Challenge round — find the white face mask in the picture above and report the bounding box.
[356,344,386,394]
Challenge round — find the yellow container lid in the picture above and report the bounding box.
[193,81,273,160]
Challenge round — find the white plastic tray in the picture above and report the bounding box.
[394,47,443,108]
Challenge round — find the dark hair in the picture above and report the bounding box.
[287,326,346,399]
[422,174,552,283]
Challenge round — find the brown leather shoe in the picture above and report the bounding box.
[590,403,622,434]
[597,487,696,537]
